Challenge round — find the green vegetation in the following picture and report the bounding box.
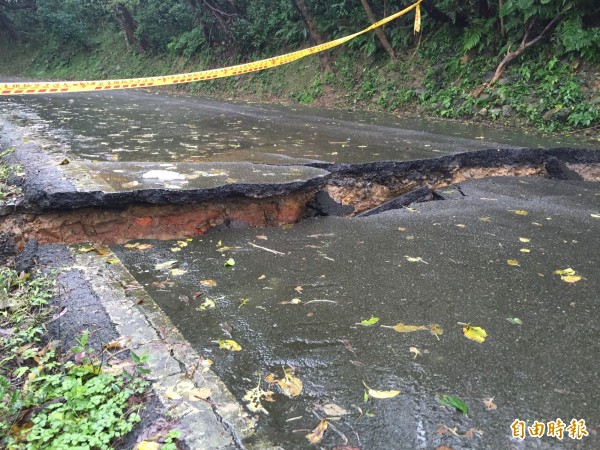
[0,0,599,133]
[0,266,148,449]
[0,149,22,204]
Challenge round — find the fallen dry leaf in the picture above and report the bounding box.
[321,403,348,418]
[277,368,303,398]
[483,398,497,410]
[155,260,177,270]
[243,381,274,414]
[429,323,444,339]
[189,387,212,401]
[506,259,520,266]
[409,346,422,358]
[169,268,187,276]
[464,428,485,439]
[384,323,427,333]
[200,279,217,287]
[165,388,182,401]
[306,419,328,444]
[363,381,400,399]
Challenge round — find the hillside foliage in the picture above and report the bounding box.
[0,0,599,131]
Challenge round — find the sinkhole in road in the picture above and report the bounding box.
[1,147,599,255]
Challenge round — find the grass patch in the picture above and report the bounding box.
[0,265,149,449]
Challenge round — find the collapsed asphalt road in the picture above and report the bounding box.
[1,93,600,449]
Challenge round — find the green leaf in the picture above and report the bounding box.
[360,316,379,326]
[437,395,469,415]
[224,258,235,267]
[506,317,523,325]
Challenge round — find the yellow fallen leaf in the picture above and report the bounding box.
[177,240,188,248]
[137,244,153,250]
[591,214,600,219]
[189,387,212,400]
[306,419,328,444]
[507,259,520,266]
[243,382,274,414]
[362,381,401,399]
[519,237,530,243]
[258,275,266,280]
[554,268,576,276]
[219,339,242,351]
[198,299,216,311]
[166,388,182,400]
[170,268,187,276]
[520,248,531,253]
[561,275,582,283]
[200,279,217,287]
[136,441,161,450]
[124,243,141,249]
[514,210,529,215]
[277,369,303,398]
[463,324,487,343]
[385,323,427,333]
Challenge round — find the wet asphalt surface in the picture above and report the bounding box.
[1,89,596,165]
[1,88,600,448]
[113,177,600,449]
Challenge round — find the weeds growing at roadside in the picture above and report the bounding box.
[0,267,149,449]
[0,148,22,204]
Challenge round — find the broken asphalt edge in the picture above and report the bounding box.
[2,116,599,214]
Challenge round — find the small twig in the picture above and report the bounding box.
[248,242,285,255]
[304,299,338,304]
[104,347,131,363]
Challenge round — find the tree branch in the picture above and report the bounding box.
[472,13,564,97]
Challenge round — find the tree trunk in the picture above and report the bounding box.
[0,10,21,41]
[359,0,396,60]
[112,4,146,53]
[290,0,333,71]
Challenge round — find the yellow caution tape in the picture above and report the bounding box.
[1,1,421,96]
[414,4,421,34]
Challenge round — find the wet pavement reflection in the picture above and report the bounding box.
[2,90,595,165]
